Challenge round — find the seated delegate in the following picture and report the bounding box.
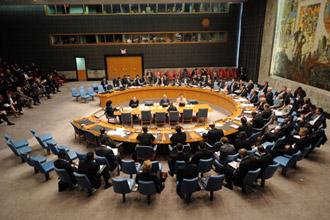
[129,96,139,108]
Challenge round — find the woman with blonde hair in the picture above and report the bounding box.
[135,160,164,193]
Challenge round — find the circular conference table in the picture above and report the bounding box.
[72,86,256,145]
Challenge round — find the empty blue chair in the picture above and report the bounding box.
[200,174,225,200]
[112,178,135,203]
[121,159,141,178]
[55,168,75,189]
[30,129,53,142]
[71,88,80,101]
[198,158,213,177]
[273,151,301,176]
[83,130,98,147]
[32,159,55,181]
[79,87,91,102]
[181,177,199,203]
[95,155,111,169]
[242,168,261,193]
[74,172,94,196]
[70,122,84,143]
[76,152,87,161]
[87,87,95,100]
[21,153,47,173]
[4,134,29,148]
[260,162,279,187]
[138,180,157,204]
[46,140,77,161]
[97,85,105,94]
[6,140,32,161]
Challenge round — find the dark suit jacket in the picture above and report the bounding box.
[252,114,265,129]
[95,146,118,171]
[170,132,187,145]
[160,98,170,106]
[137,132,155,146]
[136,172,163,193]
[78,160,101,189]
[234,138,251,150]
[289,136,310,155]
[54,158,77,183]
[129,99,139,108]
[265,92,274,106]
[256,153,273,177]
[261,109,272,120]
[167,105,178,112]
[310,114,327,130]
[98,134,118,148]
[238,123,253,137]
[176,163,198,181]
[234,155,258,186]
[206,128,224,145]
[191,149,213,164]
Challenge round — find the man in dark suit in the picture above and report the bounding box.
[129,96,139,108]
[204,123,224,145]
[78,152,111,189]
[170,126,187,145]
[259,81,269,94]
[234,131,251,150]
[265,87,274,106]
[238,117,253,137]
[216,137,236,164]
[136,126,155,146]
[54,149,77,184]
[95,145,119,172]
[167,102,177,112]
[112,77,121,87]
[307,107,327,130]
[167,143,190,176]
[246,80,254,93]
[251,111,264,129]
[160,94,170,106]
[261,104,273,120]
[256,146,273,178]
[223,148,258,189]
[98,128,119,148]
[191,142,213,164]
[176,158,198,199]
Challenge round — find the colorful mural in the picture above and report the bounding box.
[271,0,330,91]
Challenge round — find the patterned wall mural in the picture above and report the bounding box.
[271,0,330,91]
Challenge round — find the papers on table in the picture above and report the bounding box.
[194,128,207,135]
[244,110,253,114]
[230,124,240,129]
[234,97,248,102]
[123,107,132,111]
[228,161,239,169]
[240,103,254,107]
[107,128,129,137]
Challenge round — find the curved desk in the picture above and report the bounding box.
[73,86,255,144]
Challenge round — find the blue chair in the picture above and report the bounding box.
[121,159,141,178]
[70,122,84,143]
[82,130,98,147]
[30,129,53,154]
[79,87,91,102]
[260,162,279,187]
[87,87,95,100]
[197,108,208,123]
[4,134,29,148]
[198,158,213,177]
[97,85,105,94]
[175,160,186,174]
[71,88,80,101]
[224,153,239,164]
[155,112,166,126]
[181,177,199,203]
[247,131,262,146]
[213,159,224,173]
[200,174,224,200]
[55,168,75,188]
[136,145,156,161]
[74,172,94,196]
[242,168,261,193]
[297,145,312,161]
[92,84,98,92]
[141,110,152,125]
[273,151,301,176]
[6,140,32,161]
[46,140,77,161]
[112,178,135,203]
[32,159,55,181]
[20,153,47,173]
[151,161,163,173]
[182,109,193,123]
[76,152,87,161]
[138,180,157,204]
[95,155,111,169]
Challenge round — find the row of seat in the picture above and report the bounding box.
[71,86,95,102]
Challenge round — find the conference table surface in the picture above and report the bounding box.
[73,86,256,145]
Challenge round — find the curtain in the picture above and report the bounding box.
[239,0,268,82]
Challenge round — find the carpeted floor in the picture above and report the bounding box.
[0,81,329,220]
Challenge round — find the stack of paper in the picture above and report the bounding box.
[230,124,240,129]
[240,103,254,107]
[234,98,247,102]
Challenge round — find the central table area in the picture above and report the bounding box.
[73,86,255,144]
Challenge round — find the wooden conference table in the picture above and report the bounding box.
[72,86,256,145]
